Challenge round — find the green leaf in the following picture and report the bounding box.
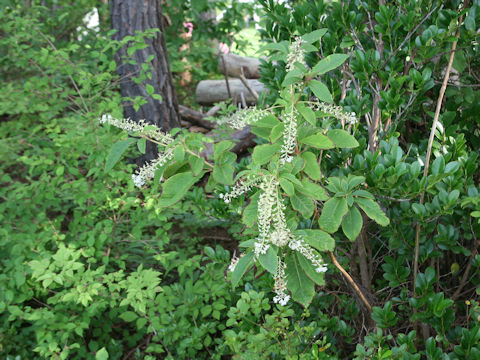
[188,155,204,176]
[297,252,326,285]
[301,152,321,180]
[301,29,328,44]
[137,138,146,154]
[119,311,138,322]
[201,305,212,317]
[298,178,328,201]
[311,54,349,75]
[309,79,332,103]
[158,172,199,207]
[355,197,390,226]
[243,193,259,227]
[280,173,302,186]
[302,43,317,52]
[231,251,254,288]
[291,192,314,218]
[254,113,280,128]
[342,206,363,241]
[270,123,285,142]
[327,129,359,148]
[250,126,271,140]
[296,104,316,126]
[56,166,64,176]
[214,141,235,161]
[173,145,185,162]
[146,83,154,96]
[300,132,334,149]
[325,177,343,193]
[252,143,281,165]
[318,197,348,233]
[471,211,480,218]
[213,163,234,185]
[105,138,137,171]
[258,247,278,274]
[280,178,295,196]
[346,175,365,190]
[282,68,303,86]
[431,155,445,175]
[291,156,305,174]
[464,6,476,32]
[96,347,109,360]
[353,189,375,199]
[340,35,355,48]
[259,41,289,54]
[297,229,335,251]
[285,253,315,307]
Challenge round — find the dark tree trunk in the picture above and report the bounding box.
[110,0,180,164]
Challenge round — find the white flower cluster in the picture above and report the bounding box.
[289,238,328,273]
[313,102,358,126]
[131,146,175,188]
[273,258,290,306]
[286,37,305,72]
[231,175,329,306]
[257,177,278,240]
[280,108,298,164]
[253,177,277,256]
[218,107,271,130]
[254,177,295,256]
[219,176,260,204]
[100,114,174,146]
[269,196,293,248]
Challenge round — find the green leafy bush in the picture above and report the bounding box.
[3,1,480,359]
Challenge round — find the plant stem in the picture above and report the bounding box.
[412,7,467,295]
[328,251,372,313]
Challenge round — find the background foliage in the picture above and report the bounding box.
[1,0,480,359]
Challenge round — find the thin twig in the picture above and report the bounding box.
[380,5,440,69]
[413,4,468,294]
[239,92,247,109]
[328,251,372,313]
[220,54,232,99]
[238,68,259,100]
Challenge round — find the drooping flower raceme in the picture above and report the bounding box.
[219,176,261,204]
[280,107,298,164]
[253,176,278,256]
[289,238,328,273]
[273,258,290,306]
[313,102,358,127]
[253,176,295,254]
[269,189,294,248]
[219,107,272,130]
[131,146,175,188]
[100,115,175,187]
[100,115,174,146]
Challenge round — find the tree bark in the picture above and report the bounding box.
[110,0,180,164]
[196,79,265,105]
[218,53,261,79]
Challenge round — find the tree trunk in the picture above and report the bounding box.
[110,0,180,164]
